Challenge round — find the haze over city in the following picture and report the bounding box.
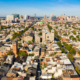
[0,0,80,17]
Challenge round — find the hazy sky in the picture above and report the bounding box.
[0,0,80,17]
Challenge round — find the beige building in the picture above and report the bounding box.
[22,36,33,42]
[42,29,54,43]
[35,29,54,43]
[35,31,40,43]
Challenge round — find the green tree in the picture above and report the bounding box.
[18,43,22,47]
[7,51,13,55]
[38,32,42,35]
[28,41,32,44]
[67,53,73,61]
[78,51,80,55]
[72,30,76,35]
[32,39,34,42]
[67,45,72,51]
[69,35,74,39]
[70,48,76,55]
[47,24,52,32]
[29,53,34,56]
[76,35,79,38]
[38,29,41,31]
[54,30,57,36]
[75,67,80,75]
[61,47,65,53]
[50,52,57,56]
[72,37,76,41]
[31,27,34,30]
[18,51,28,57]
[57,42,62,47]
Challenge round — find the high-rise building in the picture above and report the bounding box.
[51,16,57,21]
[20,15,26,20]
[30,17,34,20]
[12,40,18,56]
[27,15,30,20]
[51,13,53,17]
[50,13,54,20]
[12,14,19,19]
[44,15,46,19]
[6,15,14,21]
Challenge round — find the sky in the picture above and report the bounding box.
[0,0,80,17]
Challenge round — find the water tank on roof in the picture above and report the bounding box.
[54,72,59,78]
[57,64,61,68]
[57,69,63,76]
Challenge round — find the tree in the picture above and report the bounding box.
[54,30,57,36]
[38,29,41,31]
[12,27,30,40]
[38,32,42,35]
[76,35,79,38]
[75,67,80,75]
[32,39,34,42]
[31,27,34,30]
[50,52,57,56]
[61,47,65,53]
[72,30,76,35]
[72,37,76,41]
[18,51,28,57]
[18,43,22,47]
[70,48,76,55]
[69,35,74,39]
[67,53,73,61]
[29,53,34,56]
[47,24,52,32]
[28,41,32,44]
[57,42,62,47]
[7,51,13,55]
[78,51,80,55]
[67,45,72,51]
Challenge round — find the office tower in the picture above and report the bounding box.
[12,40,18,56]
[34,14,37,21]
[51,16,57,21]
[20,15,26,20]
[51,13,53,17]
[12,14,19,19]
[34,14,36,18]
[30,17,34,20]
[44,15,46,19]
[6,15,14,21]
[50,13,53,20]
[20,15,24,19]
[27,15,30,20]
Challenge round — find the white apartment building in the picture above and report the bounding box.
[6,15,14,21]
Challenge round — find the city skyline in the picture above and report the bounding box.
[0,0,80,17]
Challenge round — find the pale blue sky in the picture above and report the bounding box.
[0,0,80,17]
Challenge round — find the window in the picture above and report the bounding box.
[47,36,49,38]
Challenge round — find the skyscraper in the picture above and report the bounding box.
[27,15,30,20]
[44,15,46,19]
[12,14,19,19]
[6,15,14,21]
[20,15,26,20]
